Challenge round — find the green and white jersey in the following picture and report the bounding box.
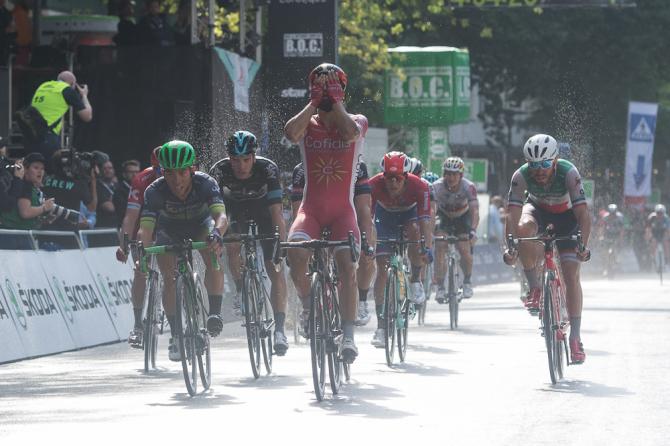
[507,159,586,214]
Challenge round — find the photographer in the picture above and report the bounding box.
[0,137,25,213]
[0,153,53,249]
[16,70,93,159]
[42,149,97,231]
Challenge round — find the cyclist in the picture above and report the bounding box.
[369,151,432,347]
[646,204,669,265]
[209,130,290,356]
[138,140,227,361]
[432,157,479,301]
[290,158,375,327]
[116,146,162,348]
[503,134,591,364]
[283,62,367,363]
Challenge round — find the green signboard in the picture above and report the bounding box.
[464,158,488,192]
[384,46,471,126]
[582,179,595,207]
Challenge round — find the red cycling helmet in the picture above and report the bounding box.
[381,151,410,175]
[308,63,348,90]
[150,146,160,168]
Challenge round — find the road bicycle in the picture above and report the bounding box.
[140,239,219,396]
[507,225,587,384]
[123,235,165,373]
[434,235,470,330]
[375,228,424,367]
[275,230,358,401]
[221,221,275,379]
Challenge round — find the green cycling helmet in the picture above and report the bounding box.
[158,140,196,169]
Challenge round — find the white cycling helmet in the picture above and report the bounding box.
[607,203,618,214]
[523,134,558,162]
[655,204,666,214]
[443,156,465,174]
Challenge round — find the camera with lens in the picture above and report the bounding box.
[48,204,81,226]
[53,149,101,180]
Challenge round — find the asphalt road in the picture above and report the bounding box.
[1,274,668,445]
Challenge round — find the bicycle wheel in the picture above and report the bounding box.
[448,257,459,330]
[309,273,327,401]
[194,273,211,390]
[542,272,558,384]
[243,272,262,379]
[258,279,274,375]
[384,267,397,367]
[143,272,160,372]
[397,284,410,363]
[176,275,198,396]
[327,282,343,394]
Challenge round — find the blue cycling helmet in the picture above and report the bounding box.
[423,171,439,184]
[226,130,258,157]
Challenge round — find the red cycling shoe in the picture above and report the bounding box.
[570,338,586,364]
[524,287,541,314]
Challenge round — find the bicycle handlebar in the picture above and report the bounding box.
[506,224,587,257]
[434,235,470,243]
[139,239,221,273]
[273,230,359,267]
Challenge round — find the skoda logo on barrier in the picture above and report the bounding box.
[97,273,117,317]
[5,279,27,330]
[52,276,74,324]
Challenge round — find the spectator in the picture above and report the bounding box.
[488,195,504,244]
[0,136,25,213]
[101,159,117,188]
[112,159,140,226]
[91,151,116,228]
[137,0,173,47]
[11,0,31,66]
[113,0,139,47]
[16,71,93,159]
[0,152,52,234]
[42,149,97,231]
[173,0,192,46]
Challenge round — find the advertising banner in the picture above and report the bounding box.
[40,250,122,346]
[83,247,135,340]
[623,101,658,197]
[266,0,338,154]
[215,48,261,113]
[464,158,489,192]
[384,46,471,126]
[0,251,76,362]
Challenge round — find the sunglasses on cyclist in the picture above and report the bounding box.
[383,173,406,182]
[528,159,553,170]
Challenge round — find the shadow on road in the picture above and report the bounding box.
[309,382,415,419]
[226,374,306,389]
[539,379,633,398]
[378,361,459,377]
[148,391,243,408]
[407,344,455,355]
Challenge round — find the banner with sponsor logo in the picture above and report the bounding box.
[0,251,76,362]
[82,247,135,339]
[624,101,658,198]
[40,250,122,347]
[215,48,261,113]
[266,0,338,158]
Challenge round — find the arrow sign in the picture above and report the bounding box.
[634,155,646,189]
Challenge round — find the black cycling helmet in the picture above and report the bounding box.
[226,130,258,157]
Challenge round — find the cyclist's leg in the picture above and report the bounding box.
[517,203,544,309]
[191,222,225,335]
[434,228,448,299]
[405,218,427,303]
[128,264,147,347]
[287,207,321,314]
[356,225,376,324]
[453,213,474,296]
[373,207,397,327]
[156,252,177,330]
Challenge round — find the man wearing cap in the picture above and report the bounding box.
[19,70,93,158]
[0,153,54,247]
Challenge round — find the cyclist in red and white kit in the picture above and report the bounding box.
[115,146,161,348]
[284,63,367,362]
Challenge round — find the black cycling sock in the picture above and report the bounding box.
[167,315,177,334]
[376,304,384,327]
[343,321,354,339]
[359,288,369,302]
[133,308,142,329]
[524,268,540,289]
[569,317,581,341]
[208,294,222,315]
[274,311,286,333]
[464,274,472,284]
[411,264,422,282]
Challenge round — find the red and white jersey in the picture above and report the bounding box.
[298,114,368,211]
[369,173,431,220]
[126,167,159,211]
